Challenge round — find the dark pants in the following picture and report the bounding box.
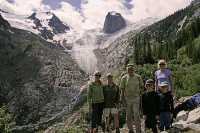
[145,115,158,133]
[159,112,171,131]
[91,102,104,128]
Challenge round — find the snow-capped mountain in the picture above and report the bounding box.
[0,9,74,49]
[0,8,158,74]
[28,11,70,38]
[0,10,70,39]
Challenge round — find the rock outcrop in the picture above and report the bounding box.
[103,11,126,34]
[0,13,10,29]
[49,14,70,34]
[173,104,200,132]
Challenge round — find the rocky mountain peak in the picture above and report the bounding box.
[49,13,70,34]
[103,11,126,34]
[27,11,70,40]
[27,12,36,20]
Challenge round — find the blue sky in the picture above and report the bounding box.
[42,0,134,10]
[42,0,82,10]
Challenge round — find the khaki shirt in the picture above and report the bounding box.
[120,74,144,101]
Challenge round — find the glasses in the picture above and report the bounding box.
[159,63,166,66]
[146,84,153,86]
[95,75,101,77]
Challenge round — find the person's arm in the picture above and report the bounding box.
[87,83,92,105]
[141,94,147,115]
[170,94,174,113]
[139,76,144,95]
[115,85,120,108]
[119,76,126,104]
[156,93,160,116]
[155,71,158,92]
[169,74,173,93]
[116,86,120,103]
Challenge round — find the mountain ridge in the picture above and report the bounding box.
[0,14,88,132]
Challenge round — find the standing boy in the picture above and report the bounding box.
[158,81,174,131]
[142,79,160,133]
[103,73,120,133]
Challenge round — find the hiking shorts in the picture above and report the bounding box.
[103,108,118,117]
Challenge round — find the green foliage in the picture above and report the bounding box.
[132,11,200,65]
[135,63,200,98]
[0,106,15,133]
[177,47,192,66]
[136,64,157,80]
[125,4,200,98]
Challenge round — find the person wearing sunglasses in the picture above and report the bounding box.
[142,79,160,133]
[155,59,173,94]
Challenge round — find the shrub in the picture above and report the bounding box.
[0,106,15,133]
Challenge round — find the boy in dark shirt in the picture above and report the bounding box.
[142,79,160,133]
[158,81,174,131]
[103,73,120,133]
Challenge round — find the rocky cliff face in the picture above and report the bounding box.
[48,14,70,34]
[103,11,126,34]
[96,1,200,72]
[0,14,88,131]
[94,32,135,73]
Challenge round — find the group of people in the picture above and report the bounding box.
[87,59,200,133]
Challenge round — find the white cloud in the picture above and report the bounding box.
[79,0,191,29]
[53,2,83,31]
[0,0,192,30]
[0,0,50,15]
[81,0,132,29]
[129,0,192,21]
[0,0,15,13]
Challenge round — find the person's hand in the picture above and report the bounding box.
[143,115,146,120]
[88,103,92,112]
[115,103,120,109]
[120,98,127,107]
[156,115,159,120]
[170,114,173,119]
[171,92,174,97]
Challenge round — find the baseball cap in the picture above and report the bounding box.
[94,71,101,77]
[145,79,154,85]
[159,81,169,87]
[106,73,113,77]
[127,64,135,68]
